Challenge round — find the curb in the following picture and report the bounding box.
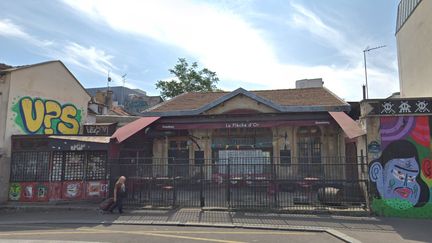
[0,220,360,243]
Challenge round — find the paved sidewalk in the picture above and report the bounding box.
[0,204,431,242]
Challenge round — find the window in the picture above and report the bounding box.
[194,151,205,165]
[64,152,85,181]
[297,126,322,176]
[86,151,107,180]
[280,150,291,166]
[10,152,50,182]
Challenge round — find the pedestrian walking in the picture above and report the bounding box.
[110,176,127,214]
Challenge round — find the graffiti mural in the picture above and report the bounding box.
[8,181,108,202]
[12,97,82,134]
[86,181,108,198]
[36,184,49,201]
[63,182,83,199]
[9,183,21,201]
[369,116,432,218]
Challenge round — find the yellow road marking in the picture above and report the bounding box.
[80,228,246,243]
[0,227,314,243]
[135,232,246,243]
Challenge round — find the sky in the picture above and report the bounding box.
[0,0,400,101]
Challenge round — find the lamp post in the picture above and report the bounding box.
[363,45,386,99]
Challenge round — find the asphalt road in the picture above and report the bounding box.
[0,224,342,243]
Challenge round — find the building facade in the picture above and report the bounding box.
[0,61,91,202]
[109,82,367,208]
[396,0,432,98]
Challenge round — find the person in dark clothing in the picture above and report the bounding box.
[110,176,126,214]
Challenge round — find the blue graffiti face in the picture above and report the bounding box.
[370,157,420,205]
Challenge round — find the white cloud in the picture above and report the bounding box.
[287,2,398,99]
[289,3,356,60]
[0,19,53,47]
[60,42,118,80]
[62,0,398,100]
[0,18,128,88]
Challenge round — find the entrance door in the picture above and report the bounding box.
[345,142,359,179]
[168,140,189,177]
[297,126,322,177]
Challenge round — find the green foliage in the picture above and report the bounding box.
[371,198,432,218]
[156,58,219,99]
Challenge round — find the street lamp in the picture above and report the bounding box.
[363,45,386,99]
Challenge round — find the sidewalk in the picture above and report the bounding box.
[1,203,431,243]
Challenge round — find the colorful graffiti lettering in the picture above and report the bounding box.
[369,116,432,218]
[12,97,82,135]
[9,183,21,201]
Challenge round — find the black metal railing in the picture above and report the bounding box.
[108,156,369,211]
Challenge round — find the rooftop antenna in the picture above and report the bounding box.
[107,70,112,91]
[121,73,127,106]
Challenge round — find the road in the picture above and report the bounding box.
[0,224,342,243]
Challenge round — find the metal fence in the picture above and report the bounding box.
[10,150,108,182]
[109,156,369,211]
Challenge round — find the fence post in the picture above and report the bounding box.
[200,164,205,207]
[172,165,177,207]
[272,162,277,208]
[227,159,231,208]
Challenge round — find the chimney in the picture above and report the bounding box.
[105,90,113,109]
[295,78,324,89]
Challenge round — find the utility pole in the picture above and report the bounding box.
[363,45,386,99]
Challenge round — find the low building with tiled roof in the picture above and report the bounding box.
[111,79,365,192]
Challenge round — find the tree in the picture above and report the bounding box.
[156,58,219,99]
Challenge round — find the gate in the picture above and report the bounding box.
[109,156,369,211]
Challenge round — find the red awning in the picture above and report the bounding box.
[111,117,160,143]
[329,112,365,139]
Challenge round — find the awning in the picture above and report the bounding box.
[111,116,160,143]
[329,112,365,139]
[48,135,111,144]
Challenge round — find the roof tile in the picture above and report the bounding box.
[147,87,346,113]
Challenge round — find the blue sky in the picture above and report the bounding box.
[0,0,399,101]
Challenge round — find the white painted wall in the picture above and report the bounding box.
[397,0,432,98]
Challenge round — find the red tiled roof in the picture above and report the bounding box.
[147,87,347,113]
[109,106,131,116]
